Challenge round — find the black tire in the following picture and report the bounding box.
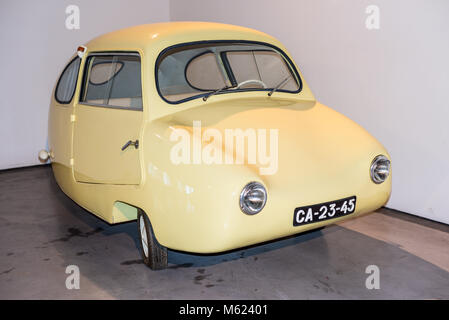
[137,210,167,270]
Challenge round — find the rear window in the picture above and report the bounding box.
[55,57,80,104]
[156,41,301,103]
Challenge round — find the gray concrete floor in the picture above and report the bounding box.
[1,165,448,299]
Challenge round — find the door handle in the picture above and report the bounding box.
[121,139,139,151]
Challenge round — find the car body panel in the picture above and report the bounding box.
[73,104,143,184]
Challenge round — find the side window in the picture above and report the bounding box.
[55,57,81,104]
[80,54,142,110]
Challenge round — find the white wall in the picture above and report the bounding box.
[0,0,169,169]
[170,0,449,224]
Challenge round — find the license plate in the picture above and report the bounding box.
[293,196,356,226]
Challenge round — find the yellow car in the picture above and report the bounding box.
[43,22,391,270]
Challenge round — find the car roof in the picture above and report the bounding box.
[84,22,280,52]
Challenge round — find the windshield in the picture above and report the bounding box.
[156,42,301,103]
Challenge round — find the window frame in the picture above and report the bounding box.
[155,40,303,105]
[79,51,143,111]
[55,56,81,104]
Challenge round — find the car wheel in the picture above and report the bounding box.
[137,210,167,270]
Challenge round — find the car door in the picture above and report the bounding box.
[72,52,143,185]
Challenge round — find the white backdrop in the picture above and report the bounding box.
[0,0,169,168]
[1,0,448,224]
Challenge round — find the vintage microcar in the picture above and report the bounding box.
[43,22,391,269]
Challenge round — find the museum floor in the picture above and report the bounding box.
[1,165,448,299]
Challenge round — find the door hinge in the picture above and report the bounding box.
[70,114,76,122]
[70,158,74,166]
